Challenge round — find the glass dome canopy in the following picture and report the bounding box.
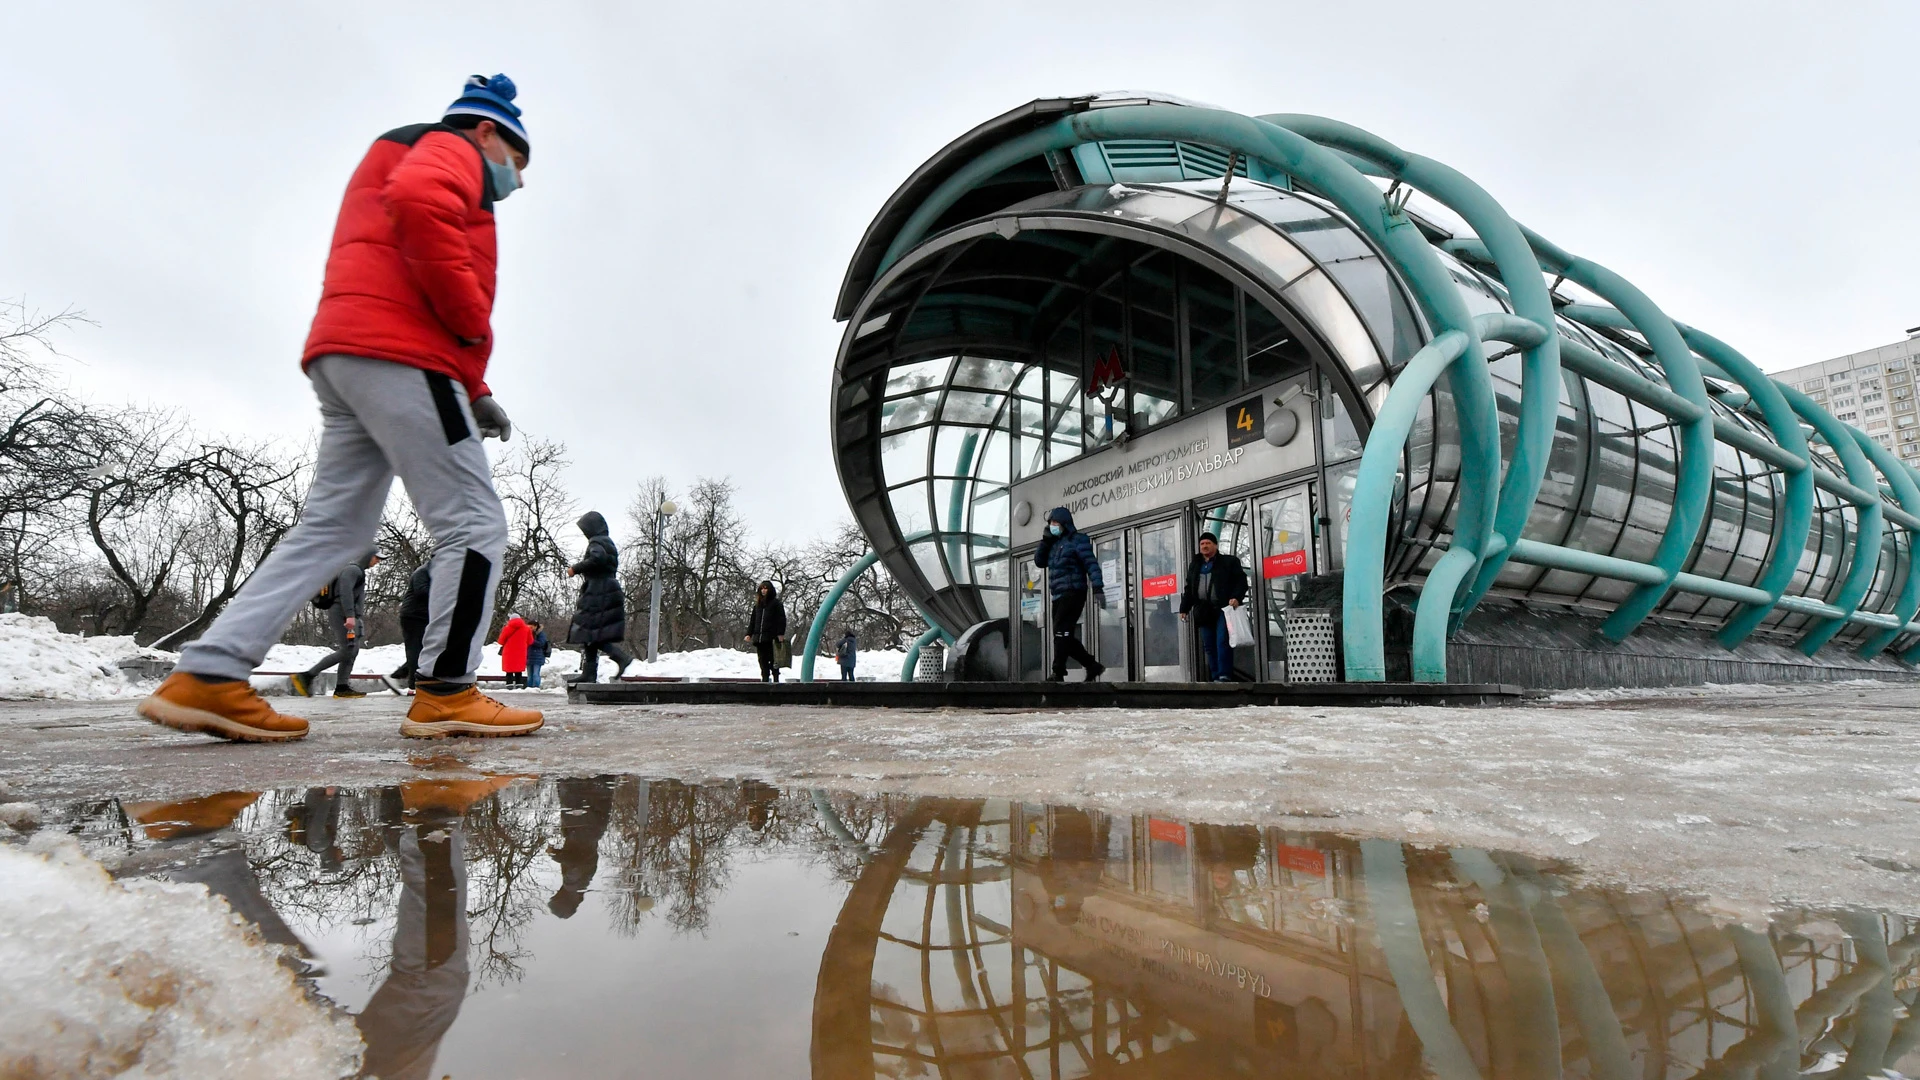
[830,95,1920,682]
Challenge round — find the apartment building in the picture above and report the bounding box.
[1770,330,1920,464]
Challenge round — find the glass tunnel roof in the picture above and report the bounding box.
[830,95,1920,673]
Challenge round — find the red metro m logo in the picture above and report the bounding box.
[1088,345,1126,402]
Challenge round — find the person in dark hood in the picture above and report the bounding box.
[745,580,787,682]
[1033,508,1105,682]
[566,512,632,683]
[384,560,433,694]
[1180,531,1249,681]
[293,550,381,698]
[547,776,614,918]
[835,628,858,682]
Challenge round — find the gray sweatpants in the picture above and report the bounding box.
[178,354,508,685]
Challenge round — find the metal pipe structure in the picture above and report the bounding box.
[830,93,1920,685]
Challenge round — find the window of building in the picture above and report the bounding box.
[1182,263,1241,409]
[1868,419,1888,431]
[1802,377,1825,390]
[1812,390,1828,402]
[1867,406,1888,416]
[1863,392,1885,403]
[1836,410,1858,420]
[1832,398,1855,409]
[1892,371,1912,386]
[1859,363,1882,375]
[1127,254,1180,432]
[1890,359,1908,372]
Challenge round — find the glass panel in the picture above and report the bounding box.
[1284,269,1384,390]
[1137,520,1183,682]
[910,540,949,590]
[1085,288,1126,449]
[885,356,951,397]
[1184,264,1240,409]
[1093,535,1127,682]
[975,428,1010,486]
[939,391,1004,427]
[881,391,938,431]
[951,355,1020,391]
[1245,295,1312,388]
[932,426,985,478]
[1321,372,1364,463]
[931,478,972,534]
[1017,560,1045,681]
[1325,461,1360,572]
[887,482,931,538]
[1219,212,1315,284]
[1130,255,1180,431]
[1259,490,1312,680]
[880,428,929,488]
[970,487,1009,540]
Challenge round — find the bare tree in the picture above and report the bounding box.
[490,437,575,633]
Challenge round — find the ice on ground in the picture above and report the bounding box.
[0,838,361,1079]
[0,613,169,701]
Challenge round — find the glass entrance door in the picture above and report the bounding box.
[1256,486,1314,680]
[1134,519,1185,682]
[1091,534,1128,681]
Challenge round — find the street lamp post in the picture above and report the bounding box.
[647,499,677,663]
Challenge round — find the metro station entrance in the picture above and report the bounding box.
[1029,482,1316,683]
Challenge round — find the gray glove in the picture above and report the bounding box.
[470,395,512,442]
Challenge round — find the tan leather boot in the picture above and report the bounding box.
[137,673,310,743]
[401,686,544,738]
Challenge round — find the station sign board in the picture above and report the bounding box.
[1009,376,1315,551]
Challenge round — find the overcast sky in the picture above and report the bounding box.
[6,1,1918,544]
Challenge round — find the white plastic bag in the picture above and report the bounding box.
[1224,603,1254,648]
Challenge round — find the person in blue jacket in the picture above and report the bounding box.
[835,629,858,682]
[1033,507,1106,682]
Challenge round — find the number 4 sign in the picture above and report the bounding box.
[1225,395,1265,449]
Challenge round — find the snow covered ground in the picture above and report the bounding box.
[0,836,362,1079]
[0,612,910,700]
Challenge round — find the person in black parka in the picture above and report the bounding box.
[744,580,787,682]
[1179,531,1249,682]
[566,512,633,683]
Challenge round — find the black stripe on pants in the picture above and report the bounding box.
[1050,589,1098,676]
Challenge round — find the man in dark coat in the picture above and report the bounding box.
[835,629,858,682]
[1179,531,1249,681]
[293,551,380,698]
[1033,507,1105,682]
[385,561,433,694]
[745,580,787,682]
[567,512,632,683]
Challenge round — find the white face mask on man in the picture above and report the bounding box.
[1047,523,1063,537]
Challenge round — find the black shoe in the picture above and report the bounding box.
[1045,672,1067,683]
[380,675,409,696]
[288,672,313,697]
[1083,661,1106,683]
[333,684,367,699]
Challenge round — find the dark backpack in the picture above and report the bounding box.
[311,582,337,610]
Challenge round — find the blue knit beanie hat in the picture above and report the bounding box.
[443,73,529,160]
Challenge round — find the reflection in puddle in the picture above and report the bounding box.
[49,781,1920,1079]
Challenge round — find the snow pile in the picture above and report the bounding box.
[258,641,582,679]
[0,838,362,1079]
[1546,680,1893,703]
[616,646,911,682]
[0,613,171,701]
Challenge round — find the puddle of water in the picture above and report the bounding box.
[32,777,1920,1079]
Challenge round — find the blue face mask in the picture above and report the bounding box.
[1048,523,1063,537]
[486,152,521,201]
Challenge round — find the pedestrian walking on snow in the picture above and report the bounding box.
[1034,507,1106,682]
[139,73,545,742]
[746,581,787,682]
[495,614,532,688]
[526,620,550,689]
[566,512,633,683]
[384,562,432,694]
[836,629,858,682]
[291,552,380,699]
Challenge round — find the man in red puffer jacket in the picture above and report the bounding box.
[139,74,545,743]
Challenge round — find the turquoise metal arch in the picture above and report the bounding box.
[860,98,1920,681]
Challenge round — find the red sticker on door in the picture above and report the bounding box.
[1141,573,1178,598]
[1272,843,1327,877]
[1147,818,1187,845]
[1263,550,1308,578]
